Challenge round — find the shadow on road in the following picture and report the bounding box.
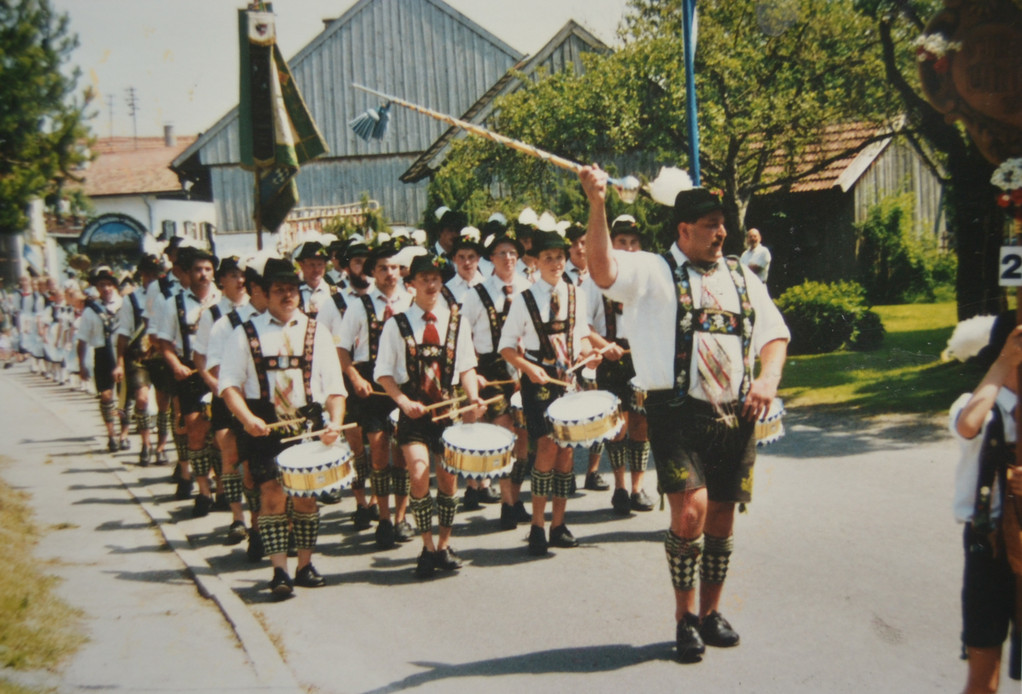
[762,409,947,459]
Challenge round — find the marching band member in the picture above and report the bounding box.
[375,254,484,578]
[193,256,254,542]
[295,241,335,319]
[76,266,126,453]
[113,254,162,465]
[220,257,347,597]
[461,231,532,528]
[499,230,593,556]
[155,248,221,510]
[580,165,789,663]
[337,242,414,547]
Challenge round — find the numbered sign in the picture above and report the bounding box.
[1000,247,1022,286]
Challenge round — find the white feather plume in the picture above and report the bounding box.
[537,211,558,232]
[647,166,694,207]
[410,229,427,245]
[460,226,481,243]
[517,207,538,227]
[942,314,997,362]
[555,220,571,237]
[434,205,450,221]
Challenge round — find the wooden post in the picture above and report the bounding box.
[254,168,263,251]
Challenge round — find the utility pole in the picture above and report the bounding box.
[125,87,139,147]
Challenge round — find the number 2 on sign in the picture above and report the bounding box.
[1000,247,1022,286]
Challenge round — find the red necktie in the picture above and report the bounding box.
[421,311,443,401]
[382,298,394,321]
[502,285,513,315]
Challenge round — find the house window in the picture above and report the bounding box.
[161,220,176,240]
[183,221,197,240]
[201,222,215,242]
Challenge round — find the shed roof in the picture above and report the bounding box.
[82,136,197,197]
[763,122,893,194]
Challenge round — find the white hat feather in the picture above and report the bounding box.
[942,315,997,362]
[647,166,694,207]
[517,207,538,227]
[537,211,558,232]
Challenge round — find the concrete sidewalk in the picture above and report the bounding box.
[1,363,1014,693]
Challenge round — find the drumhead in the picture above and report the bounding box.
[277,440,353,471]
[546,390,619,422]
[510,391,523,410]
[442,422,515,454]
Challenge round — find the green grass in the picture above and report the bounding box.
[778,302,984,417]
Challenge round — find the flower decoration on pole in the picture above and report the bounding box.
[913,32,962,74]
[992,158,1022,221]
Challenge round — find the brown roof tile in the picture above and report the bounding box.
[761,122,884,193]
[81,136,198,197]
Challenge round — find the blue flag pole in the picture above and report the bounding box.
[682,0,700,186]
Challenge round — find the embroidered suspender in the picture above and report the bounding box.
[521,285,575,365]
[175,293,202,362]
[358,294,384,362]
[972,406,1011,540]
[226,309,243,329]
[662,254,755,401]
[242,318,317,403]
[394,307,462,400]
[332,291,348,314]
[474,284,506,351]
[209,305,223,323]
[441,285,458,307]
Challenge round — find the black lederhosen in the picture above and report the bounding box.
[92,345,116,393]
[644,392,756,501]
[477,352,515,419]
[144,356,172,392]
[236,399,289,487]
[174,370,210,417]
[349,361,393,433]
[395,384,450,455]
[961,523,1016,649]
[519,353,567,442]
[594,339,637,412]
[209,395,234,431]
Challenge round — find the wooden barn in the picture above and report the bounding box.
[745,122,947,293]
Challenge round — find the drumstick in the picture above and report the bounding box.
[566,344,616,374]
[431,394,504,422]
[279,422,359,444]
[544,377,571,388]
[482,379,516,386]
[370,390,389,396]
[266,418,306,430]
[422,394,467,412]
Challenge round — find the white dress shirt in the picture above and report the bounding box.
[218,311,346,405]
[497,277,590,358]
[444,270,485,304]
[602,243,789,396]
[949,388,1014,524]
[196,300,258,378]
[374,301,477,387]
[77,295,123,349]
[335,287,414,363]
[461,273,532,354]
[154,287,221,357]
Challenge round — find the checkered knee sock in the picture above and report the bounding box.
[436,491,457,529]
[607,439,627,471]
[629,439,650,473]
[100,398,117,424]
[351,450,369,491]
[665,531,703,592]
[701,533,734,585]
[391,467,410,497]
[371,466,391,497]
[221,472,243,504]
[590,441,605,458]
[135,411,152,434]
[209,446,222,478]
[260,513,290,556]
[409,494,434,534]
[188,446,213,477]
[156,410,172,438]
[290,509,320,551]
[552,471,574,499]
[531,469,553,498]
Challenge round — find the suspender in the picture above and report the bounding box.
[972,406,1011,539]
[175,293,197,362]
[241,318,317,403]
[394,307,462,400]
[358,294,385,362]
[662,253,755,401]
[332,291,348,314]
[521,285,575,365]
[474,284,507,351]
[441,285,458,307]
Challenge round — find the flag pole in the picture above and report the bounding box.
[682,0,701,186]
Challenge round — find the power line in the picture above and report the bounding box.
[125,87,139,146]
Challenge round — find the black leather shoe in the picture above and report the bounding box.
[375,519,396,549]
[676,613,706,663]
[414,547,436,579]
[138,447,151,467]
[175,478,194,501]
[226,520,248,545]
[462,486,481,511]
[584,472,610,491]
[549,524,578,548]
[192,494,212,518]
[630,489,655,512]
[318,488,342,505]
[699,611,740,648]
[155,449,169,466]
[351,505,373,531]
[171,463,184,483]
[212,495,230,512]
[294,563,326,588]
[568,475,577,495]
[499,503,517,530]
[246,529,264,562]
[119,438,130,451]
[107,437,118,453]
[269,567,294,599]
[394,519,415,543]
[527,524,548,556]
[434,546,462,571]
[368,503,380,521]
[479,485,501,504]
[611,488,631,515]
[513,500,531,523]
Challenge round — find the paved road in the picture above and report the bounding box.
[0,365,1009,693]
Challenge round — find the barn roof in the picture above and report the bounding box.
[762,122,893,194]
[82,136,197,197]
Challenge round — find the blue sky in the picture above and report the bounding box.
[50,0,631,139]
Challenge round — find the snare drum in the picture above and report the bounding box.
[389,407,400,435]
[276,440,355,501]
[199,391,213,421]
[755,398,785,447]
[630,377,647,415]
[509,392,525,430]
[441,423,515,480]
[545,390,624,448]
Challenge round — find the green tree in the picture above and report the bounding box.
[432,0,900,254]
[0,0,93,235]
